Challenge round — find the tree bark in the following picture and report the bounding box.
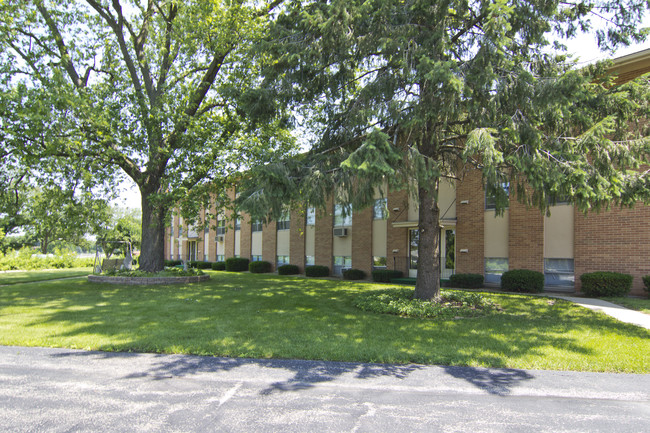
[413,182,441,300]
[138,182,167,273]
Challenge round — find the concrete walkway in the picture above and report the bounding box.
[549,295,650,329]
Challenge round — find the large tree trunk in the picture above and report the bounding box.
[413,183,441,300]
[138,183,167,273]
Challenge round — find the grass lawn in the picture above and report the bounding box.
[0,271,648,373]
[0,268,91,285]
[605,296,650,315]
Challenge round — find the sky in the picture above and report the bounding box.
[115,15,650,211]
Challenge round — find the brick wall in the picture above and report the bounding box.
[240,212,252,261]
[508,197,544,272]
[315,198,333,270]
[290,209,306,272]
[456,170,485,275]
[262,220,277,269]
[207,196,217,262]
[386,188,409,275]
[352,205,373,276]
[224,188,236,259]
[197,209,206,261]
[575,205,650,295]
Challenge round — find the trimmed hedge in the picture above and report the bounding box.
[371,269,403,283]
[305,265,329,277]
[343,268,366,280]
[164,260,182,267]
[580,272,633,297]
[643,275,650,293]
[501,269,545,293]
[187,260,212,269]
[449,273,484,289]
[249,260,272,273]
[278,264,299,275]
[225,257,249,272]
[211,261,226,271]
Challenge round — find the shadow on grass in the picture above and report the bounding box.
[3,272,649,377]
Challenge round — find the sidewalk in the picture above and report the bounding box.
[549,295,650,329]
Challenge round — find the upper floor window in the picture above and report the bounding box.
[235,217,241,231]
[334,204,352,227]
[485,182,510,210]
[216,219,226,235]
[251,220,263,232]
[306,207,316,226]
[373,198,388,220]
[277,211,290,231]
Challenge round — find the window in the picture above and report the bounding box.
[216,254,224,262]
[277,211,290,231]
[216,220,226,235]
[204,224,209,233]
[306,207,316,226]
[235,217,241,231]
[409,229,419,269]
[251,255,262,262]
[373,256,387,269]
[277,255,290,266]
[305,255,315,266]
[544,258,574,287]
[333,256,352,275]
[373,198,388,220]
[485,182,510,210]
[485,258,508,284]
[251,220,263,232]
[179,226,183,235]
[334,204,352,227]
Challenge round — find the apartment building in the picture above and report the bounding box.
[165,49,650,296]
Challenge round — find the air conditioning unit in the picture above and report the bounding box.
[216,235,225,243]
[333,227,349,237]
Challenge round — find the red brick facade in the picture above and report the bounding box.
[386,188,409,274]
[352,206,373,276]
[456,170,484,275]
[508,198,544,273]
[575,205,650,295]
[290,209,306,273]
[315,198,334,269]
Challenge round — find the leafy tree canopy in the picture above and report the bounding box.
[0,0,296,271]
[238,0,650,299]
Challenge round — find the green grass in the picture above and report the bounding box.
[0,271,648,372]
[605,296,650,315]
[0,268,91,285]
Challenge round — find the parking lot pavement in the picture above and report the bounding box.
[1,346,649,432]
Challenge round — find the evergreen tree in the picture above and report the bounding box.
[239,0,650,299]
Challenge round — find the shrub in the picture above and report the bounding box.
[501,269,544,293]
[225,257,249,272]
[195,261,213,269]
[305,265,329,277]
[371,269,403,283]
[449,273,484,289]
[354,288,498,319]
[642,275,650,294]
[164,260,182,267]
[211,261,226,271]
[580,272,633,297]
[249,260,272,273]
[343,268,366,280]
[278,264,299,275]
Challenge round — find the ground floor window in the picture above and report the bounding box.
[333,256,352,275]
[409,229,419,269]
[305,255,315,266]
[485,258,508,284]
[277,255,290,266]
[373,256,387,269]
[544,258,575,287]
[216,255,224,262]
[251,255,262,262]
[188,241,197,262]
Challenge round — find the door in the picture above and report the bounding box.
[188,241,197,261]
